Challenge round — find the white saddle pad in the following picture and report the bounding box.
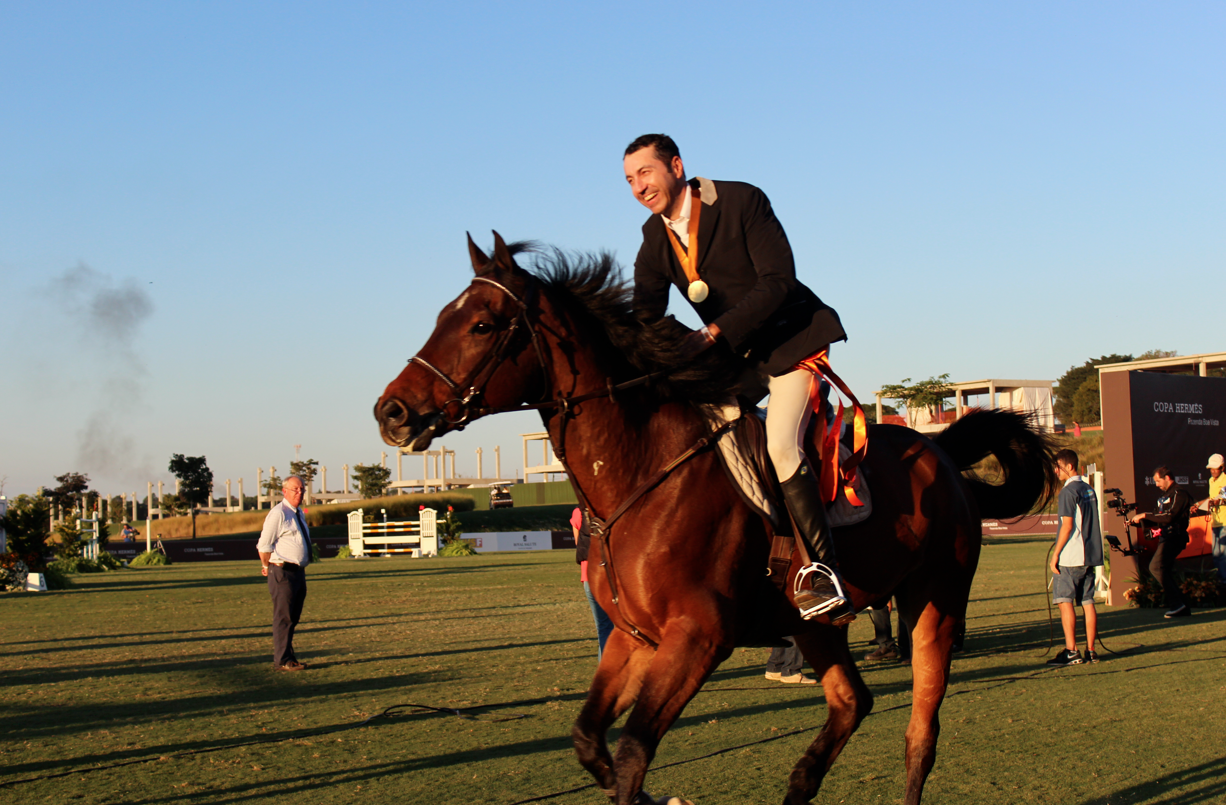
[701,402,872,529]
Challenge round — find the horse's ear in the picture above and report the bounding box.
[491,230,518,273]
[468,232,491,275]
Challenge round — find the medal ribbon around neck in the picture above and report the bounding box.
[663,185,708,303]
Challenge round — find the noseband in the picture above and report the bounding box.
[408,275,551,428]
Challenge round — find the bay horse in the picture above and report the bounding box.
[375,234,1055,805]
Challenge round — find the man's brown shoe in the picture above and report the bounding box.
[274,660,307,671]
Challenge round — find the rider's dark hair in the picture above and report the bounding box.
[624,134,681,166]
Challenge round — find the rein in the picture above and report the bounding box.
[573,419,736,649]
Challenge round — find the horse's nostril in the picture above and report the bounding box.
[378,398,408,426]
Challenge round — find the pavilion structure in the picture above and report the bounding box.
[874,378,1056,434]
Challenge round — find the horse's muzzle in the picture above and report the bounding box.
[374,397,443,451]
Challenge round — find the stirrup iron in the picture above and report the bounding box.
[793,562,848,619]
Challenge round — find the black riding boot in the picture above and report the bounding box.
[780,459,855,625]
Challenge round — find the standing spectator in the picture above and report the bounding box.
[120,522,138,542]
[864,599,911,663]
[765,637,816,684]
[1131,466,1192,619]
[573,507,613,660]
[257,476,312,671]
[1191,453,1226,583]
[1046,449,1104,666]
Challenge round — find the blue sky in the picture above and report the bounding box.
[2,2,1223,499]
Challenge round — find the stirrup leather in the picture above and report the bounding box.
[793,562,848,618]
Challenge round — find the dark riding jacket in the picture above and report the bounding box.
[632,178,846,377]
[1142,485,1191,544]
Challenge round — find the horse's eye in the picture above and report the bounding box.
[470,321,495,335]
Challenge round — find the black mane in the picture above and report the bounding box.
[517,245,745,406]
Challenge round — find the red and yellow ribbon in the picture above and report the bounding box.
[795,349,868,507]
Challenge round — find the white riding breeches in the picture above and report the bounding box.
[765,368,817,482]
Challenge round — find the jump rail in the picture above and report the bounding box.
[346,508,438,558]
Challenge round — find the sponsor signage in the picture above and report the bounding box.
[981,514,1060,536]
[1129,373,1226,510]
[471,531,557,552]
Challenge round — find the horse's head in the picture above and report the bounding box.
[375,232,549,451]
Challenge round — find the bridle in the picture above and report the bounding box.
[407,275,552,429]
[407,272,661,430]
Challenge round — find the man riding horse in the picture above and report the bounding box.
[623,133,853,624]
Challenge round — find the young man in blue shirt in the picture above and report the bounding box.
[1047,449,1104,666]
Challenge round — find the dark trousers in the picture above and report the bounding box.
[1148,539,1188,610]
[766,636,803,675]
[269,564,307,666]
[869,606,911,659]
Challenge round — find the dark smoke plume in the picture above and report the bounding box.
[50,264,156,481]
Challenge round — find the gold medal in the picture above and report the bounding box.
[665,185,710,307]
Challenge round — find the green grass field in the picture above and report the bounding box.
[2,538,1223,804]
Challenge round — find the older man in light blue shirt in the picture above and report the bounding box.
[257,475,312,671]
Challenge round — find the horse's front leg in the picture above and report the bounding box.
[609,621,730,805]
[573,628,655,795]
[786,625,874,805]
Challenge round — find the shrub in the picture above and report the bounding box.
[0,494,52,565]
[0,553,30,591]
[53,515,85,561]
[335,545,354,559]
[311,542,322,563]
[1124,571,1225,608]
[49,556,105,574]
[130,550,171,566]
[39,565,73,589]
[439,540,478,557]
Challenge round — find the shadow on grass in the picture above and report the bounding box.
[1084,756,1226,805]
[0,688,584,784]
[0,663,447,772]
[110,732,581,805]
[0,614,408,657]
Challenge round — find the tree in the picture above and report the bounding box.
[159,493,189,517]
[53,514,84,560]
[289,459,319,493]
[0,494,53,568]
[1053,354,1133,425]
[879,375,952,427]
[352,464,391,499]
[863,403,899,425]
[108,496,126,526]
[168,454,213,538]
[168,455,213,508]
[1135,349,1178,361]
[1071,375,1102,425]
[262,474,283,497]
[43,472,90,515]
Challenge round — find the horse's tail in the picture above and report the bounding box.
[933,409,1058,520]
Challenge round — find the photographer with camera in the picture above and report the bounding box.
[1047,450,1103,667]
[1191,453,1226,583]
[1130,466,1192,618]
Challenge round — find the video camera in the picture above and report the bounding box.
[1102,489,1141,556]
[1104,488,1136,516]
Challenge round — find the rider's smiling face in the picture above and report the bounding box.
[624,146,687,218]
